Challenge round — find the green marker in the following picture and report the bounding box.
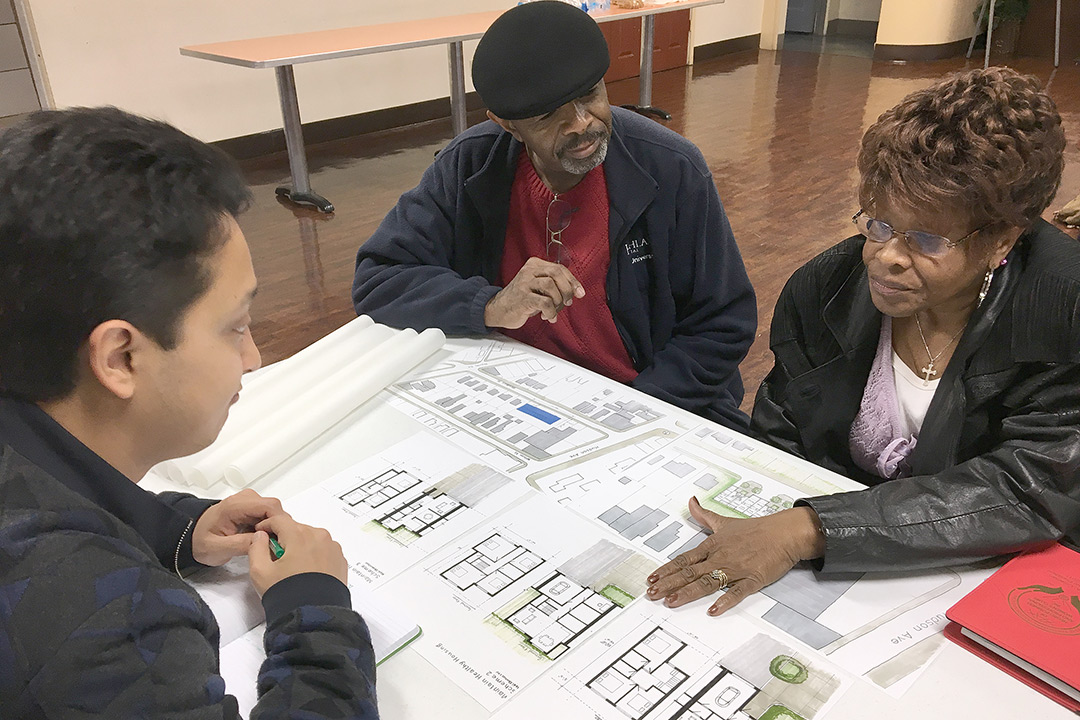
[268,536,285,560]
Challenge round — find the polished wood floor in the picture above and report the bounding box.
[235,47,1080,412]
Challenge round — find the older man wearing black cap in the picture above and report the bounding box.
[353,0,756,430]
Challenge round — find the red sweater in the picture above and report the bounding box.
[499,151,637,383]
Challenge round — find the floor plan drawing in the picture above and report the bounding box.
[339,466,421,509]
[492,608,848,720]
[335,462,509,542]
[441,532,543,597]
[666,631,840,720]
[667,664,759,720]
[369,485,464,537]
[433,529,643,661]
[586,626,695,718]
[338,466,466,537]
[587,624,785,720]
[378,494,653,711]
[282,435,528,587]
[494,569,621,659]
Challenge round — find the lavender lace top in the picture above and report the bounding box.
[849,316,926,479]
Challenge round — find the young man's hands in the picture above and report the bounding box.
[191,489,286,567]
[190,489,349,597]
[248,515,349,596]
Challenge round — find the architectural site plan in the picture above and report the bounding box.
[194,336,1002,715]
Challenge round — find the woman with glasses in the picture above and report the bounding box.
[647,67,1080,616]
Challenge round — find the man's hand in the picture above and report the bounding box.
[485,257,585,329]
[645,497,825,616]
[248,515,349,597]
[1054,193,1080,227]
[191,489,287,567]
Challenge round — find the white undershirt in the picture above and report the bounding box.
[892,350,938,438]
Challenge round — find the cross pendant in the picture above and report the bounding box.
[920,362,937,382]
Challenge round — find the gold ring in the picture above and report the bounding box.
[709,569,729,587]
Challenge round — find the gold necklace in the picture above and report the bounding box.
[913,313,966,383]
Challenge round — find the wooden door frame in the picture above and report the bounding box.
[761,0,790,49]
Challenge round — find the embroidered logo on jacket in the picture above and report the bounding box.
[625,237,653,264]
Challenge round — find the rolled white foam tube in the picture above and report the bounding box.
[221,327,445,488]
[161,317,389,488]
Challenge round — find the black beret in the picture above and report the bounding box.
[472,2,610,120]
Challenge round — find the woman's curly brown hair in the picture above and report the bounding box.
[858,66,1065,232]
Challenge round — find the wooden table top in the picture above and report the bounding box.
[179,0,725,68]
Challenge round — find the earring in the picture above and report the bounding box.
[977,269,994,307]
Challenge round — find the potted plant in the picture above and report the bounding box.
[973,0,1029,57]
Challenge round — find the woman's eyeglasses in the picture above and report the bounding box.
[853,210,983,258]
[546,196,576,265]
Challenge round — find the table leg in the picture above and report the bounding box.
[448,41,468,135]
[1054,0,1061,67]
[620,14,671,122]
[983,0,994,69]
[640,14,655,106]
[966,1,986,59]
[273,65,334,213]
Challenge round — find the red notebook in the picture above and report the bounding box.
[945,543,1080,712]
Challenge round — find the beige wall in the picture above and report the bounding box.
[26,0,508,143]
[876,0,981,46]
[25,0,763,144]
[826,0,840,24]
[836,0,880,22]
[693,0,765,46]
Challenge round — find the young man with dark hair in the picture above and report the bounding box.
[0,107,378,717]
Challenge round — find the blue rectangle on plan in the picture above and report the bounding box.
[517,403,560,424]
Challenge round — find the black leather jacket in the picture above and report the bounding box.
[751,220,1080,572]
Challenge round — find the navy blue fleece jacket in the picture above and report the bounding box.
[353,107,756,429]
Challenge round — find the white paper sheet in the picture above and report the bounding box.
[734,561,998,696]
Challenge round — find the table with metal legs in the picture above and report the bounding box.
[268,37,469,212]
[273,65,333,213]
[181,0,726,213]
[620,14,673,121]
[448,41,468,136]
[270,41,470,213]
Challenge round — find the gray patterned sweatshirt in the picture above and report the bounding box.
[0,398,379,718]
